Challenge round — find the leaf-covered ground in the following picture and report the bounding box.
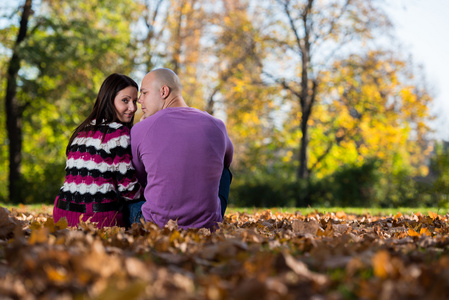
[1,206,449,300]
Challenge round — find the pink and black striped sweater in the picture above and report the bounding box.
[53,121,142,228]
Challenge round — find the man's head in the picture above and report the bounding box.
[138,68,184,118]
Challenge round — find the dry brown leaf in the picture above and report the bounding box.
[231,278,267,300]
[2,207,449,299]
[292,219,321,236]
[283,252,328,286]
[336,211,347,219]
[419,227,432,237]
[165,219,178,231]
[428,211,438,220]
[125,257,152,281]
[372,250,392,279]
[333,224,350,235]
[0,207,21,239]
[29,227,50,245]
[95,280,147,300]
[408,228,420,237]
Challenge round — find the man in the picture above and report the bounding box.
[129,68,233,230]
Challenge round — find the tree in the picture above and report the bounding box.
[261,0,392,181]
[429,142,449,206]
[4,0,33,204]
[209,0,281,174]
[133,0,166,73]
[166,0,208,108]
[1,0,140,203]
[136,0,208,108]
[311,50,433,178]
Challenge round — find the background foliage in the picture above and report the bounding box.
[0,0,447,207]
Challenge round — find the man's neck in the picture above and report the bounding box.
[163,95,188,109]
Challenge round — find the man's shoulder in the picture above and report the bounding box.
[157,107,216,123]
[130,112,165,141]
[132,114,160,131]
[130,119,149,139]
[188,109,229,134]
[132,108,227,134]
[184,108,225,124]
[199,111,227,129]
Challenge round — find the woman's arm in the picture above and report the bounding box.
[110,127,142,201]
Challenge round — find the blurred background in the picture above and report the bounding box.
[1,0,448,208]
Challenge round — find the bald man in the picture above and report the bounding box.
[129,68,233,230]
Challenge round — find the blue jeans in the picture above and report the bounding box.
[124,167,233,227]
[218,167,232,217]
[123,199,144,227]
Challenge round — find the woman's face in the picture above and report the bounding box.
[114,86,138,123]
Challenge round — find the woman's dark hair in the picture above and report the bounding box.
[66,73,138,156]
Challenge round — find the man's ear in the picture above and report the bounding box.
[160,85,170,99]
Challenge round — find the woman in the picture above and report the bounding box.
[53,73,142,228]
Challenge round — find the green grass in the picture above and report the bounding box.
[226,206,448,216]
[1,203,53,214]
[1,203,447,216]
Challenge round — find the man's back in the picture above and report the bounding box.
[131,107,233,229]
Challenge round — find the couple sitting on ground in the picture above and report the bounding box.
[52,68,233,230]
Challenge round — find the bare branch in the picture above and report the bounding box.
[287,2,304,55]
[313,0,351,44]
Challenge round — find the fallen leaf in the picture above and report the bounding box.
[292,219,321,236]
[428,211,438,220]
[283,252,328,286]
[408,228,420,237]
[29,227,50,245]
[419,227,431,237]
[372,250,392,279]
[0,207,21,239]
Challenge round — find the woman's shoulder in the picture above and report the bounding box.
[106,122,125,129]
[106,124,132,151]
[102,122,129,134]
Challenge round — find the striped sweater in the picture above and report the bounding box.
[53,122,142,227]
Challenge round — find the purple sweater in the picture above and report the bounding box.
[131,107,233,230]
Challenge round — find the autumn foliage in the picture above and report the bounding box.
[0,0,439,207]
[1,206,449,299]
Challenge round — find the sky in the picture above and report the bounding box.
[384,0,449,140]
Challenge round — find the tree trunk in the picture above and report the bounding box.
[296,110,310,207]
[297,19,312,181]
[296,13,316,205]
[298,109,309,180]
[171,0,185,74]
[5,0,32,204]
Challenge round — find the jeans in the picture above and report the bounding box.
[124,167,233,227]
[123,198,144,227]
[218,167,232,217]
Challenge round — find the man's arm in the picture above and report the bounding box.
[224,133,234,168]
[130,126,147,187]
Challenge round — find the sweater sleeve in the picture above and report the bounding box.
[109,126,142,201]
[130,124,147,187]
[224,131,233,168]
[217,119,233,168]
